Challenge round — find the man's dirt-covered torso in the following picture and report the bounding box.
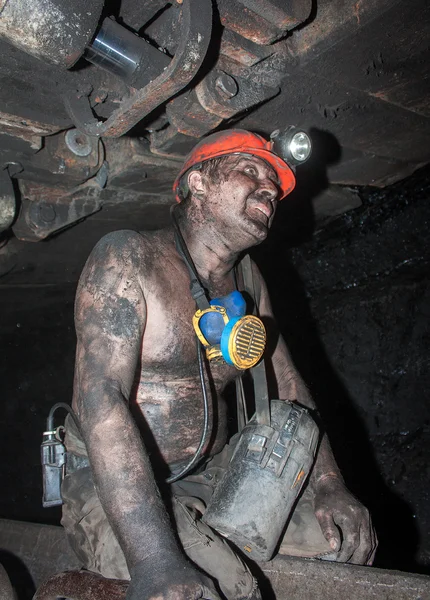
[75,226,239,470]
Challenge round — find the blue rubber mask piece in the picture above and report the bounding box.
[199,291,246,345]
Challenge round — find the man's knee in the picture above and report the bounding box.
[278,486,336,560]
[62,471,261,597]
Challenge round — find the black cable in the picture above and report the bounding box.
[166,339,210,483]
[46,402,83,438]
[166,205,211,482]
[170,205,210,311]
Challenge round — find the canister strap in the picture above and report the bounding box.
[238,254,271,426]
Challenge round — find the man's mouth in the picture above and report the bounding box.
[246,200,273,224]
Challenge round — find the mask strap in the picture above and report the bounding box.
[171,205,210,311]
[239,255,271,426]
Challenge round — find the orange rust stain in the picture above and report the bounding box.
[354,0,363,25]
[293,469,306,488]
[370,90,389,101]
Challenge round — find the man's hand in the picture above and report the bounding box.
[314,476,378,565]
[126,554,221,600]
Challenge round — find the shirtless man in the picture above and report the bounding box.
[61,130,377,600]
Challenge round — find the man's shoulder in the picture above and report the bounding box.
[93,229,145,253]
[90,229,168,261]
[78,230,154,299]
[84,228,172,282]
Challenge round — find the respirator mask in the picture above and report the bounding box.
[172,208,266,371]
[193,290,266,369]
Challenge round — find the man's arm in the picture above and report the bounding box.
[73,230,218,599]
[253,262,377,565]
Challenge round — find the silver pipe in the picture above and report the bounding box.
[86,18,166,84]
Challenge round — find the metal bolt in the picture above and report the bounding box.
[39,203,56,223]
[65,129,93,157]
[215,72,238,99]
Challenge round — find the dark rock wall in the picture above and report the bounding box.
[0,286,76,526]
[253,166,430,571]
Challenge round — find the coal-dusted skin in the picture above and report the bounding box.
[73,227,228,599]
[72,155,377,599]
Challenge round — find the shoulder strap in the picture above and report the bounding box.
[237,255,271,427]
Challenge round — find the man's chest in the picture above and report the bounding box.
[140,276,239,386]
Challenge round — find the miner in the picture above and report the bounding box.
[61,130,377,600]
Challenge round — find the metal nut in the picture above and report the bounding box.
[39,203,56,224]
[65,129,93,157]
[215,73,238,99]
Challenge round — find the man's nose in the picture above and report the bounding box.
[258,178,279,201]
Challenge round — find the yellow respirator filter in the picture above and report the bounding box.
[193,305,266,370]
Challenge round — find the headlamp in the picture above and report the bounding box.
[270,126,312,166]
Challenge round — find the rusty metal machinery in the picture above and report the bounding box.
[0,0,104,68]
[0,0,312,243]
[0,0,429,246]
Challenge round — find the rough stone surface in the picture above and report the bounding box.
[0,563,14,600]
[253,165,430,572]
[0,519,79,598]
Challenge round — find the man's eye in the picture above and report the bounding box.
[244,166,257,176]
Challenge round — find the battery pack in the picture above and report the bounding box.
[41,434,66,507]
[202,401,319,561]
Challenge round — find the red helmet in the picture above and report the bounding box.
[173,129,296,202]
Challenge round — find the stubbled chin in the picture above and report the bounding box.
[245,208,269,231]
[242,216,269,246]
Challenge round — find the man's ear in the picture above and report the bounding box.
[188,170,207,199]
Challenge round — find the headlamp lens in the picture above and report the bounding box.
[289,132,312,162]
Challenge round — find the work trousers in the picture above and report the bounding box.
[61,427,333,599]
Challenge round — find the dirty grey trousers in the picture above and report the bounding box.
[61,424,333,600]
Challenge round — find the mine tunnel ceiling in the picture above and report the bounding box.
[0,0,429,255]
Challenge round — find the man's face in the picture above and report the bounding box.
[193,154,280,248]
